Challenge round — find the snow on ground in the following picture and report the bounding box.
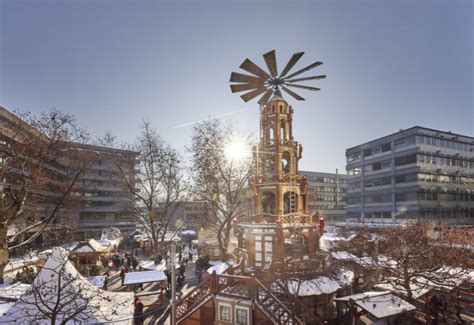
[139,260,167,271]
[0,301,17,318]
[0,282,31,300]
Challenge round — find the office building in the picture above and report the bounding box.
[345,126,474,225]
[301,170,347,224]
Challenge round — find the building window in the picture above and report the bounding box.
[235,307,249,325]
[372,162,381,171]
[347,168,362,176]
[347,151,361,162]
[381,143,391,152]
[395,154,417,166]
[219,303,231,322]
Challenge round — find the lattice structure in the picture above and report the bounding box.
[236,90,323,271]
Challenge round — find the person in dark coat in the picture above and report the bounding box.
[103,276,108,290]
[134,297,144,325]
[177,274,184,288]
[165,270,172,289]
[178,264,186,276]
[120,267,127,286]
[132,256,139,271]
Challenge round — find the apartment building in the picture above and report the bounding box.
[301,170,347,224]
[74,143,138,239]
[345,126,474,225]
[1,106,138,242]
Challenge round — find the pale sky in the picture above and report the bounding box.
[1,0,472,173]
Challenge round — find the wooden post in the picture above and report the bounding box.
[211,271,217,295]
[274,220,284,270]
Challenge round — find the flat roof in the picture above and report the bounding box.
[346,126,474,152]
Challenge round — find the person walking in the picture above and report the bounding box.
[120,267,127,286]
[103,276,108,290]
[134,297,144,325]
[132,255,139,271]
[179,264,186,276]
[165,270,172,289]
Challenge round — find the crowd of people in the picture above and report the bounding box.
[103,243,202,324]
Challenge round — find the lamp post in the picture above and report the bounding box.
[170,237,179,325]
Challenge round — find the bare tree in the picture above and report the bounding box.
[189,119,254,260]
[0,109,89,283]
[116,122,186,255]
[9,248,132,324]
[338,223,474,303]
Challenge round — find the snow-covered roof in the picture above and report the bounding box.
[100,233,122,247]
[163,232,181,242]
[334,291,390,302]
[331,251,395,268]
[375,268,473,299]
[181,230,196,236]
[97,239,120,248]
[374,281,430,299]
[124,271,166,285]
[3,247,134,324]
[207,262,230,275]
[319,233,355,252]
[88,276,106,288]
[351,293,416,319]
[71,239,110,254]
[0,282,31,300]
[273,270,354,296]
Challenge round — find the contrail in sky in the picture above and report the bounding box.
[170,106,253,129]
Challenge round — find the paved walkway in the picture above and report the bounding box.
[106,250,200,324]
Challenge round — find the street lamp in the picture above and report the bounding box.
[170,237,180,325]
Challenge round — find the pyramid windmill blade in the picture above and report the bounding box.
[279,52,304,78]
[281,85,305,101]
[230,72,264,85]
[284,62,323,80]
[240,59,270,80]
[240,87,267,102]
[286,84,321,91]
[286,75,326,83]
[230,83,260,93]
[263,50,278,77]
[258,89,273,106]
[230,51,325,104]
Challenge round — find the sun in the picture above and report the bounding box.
[224,137,250,162]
